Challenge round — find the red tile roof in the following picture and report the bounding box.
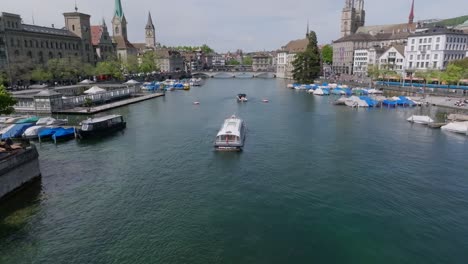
[91,26,103,46]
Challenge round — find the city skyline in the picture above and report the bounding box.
[1,0,467,52]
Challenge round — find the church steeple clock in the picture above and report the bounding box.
[145,12,156,48]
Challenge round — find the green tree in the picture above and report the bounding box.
[367,64,381,87]
[0,84,16,114]
[321,44,333,64]
[451,57,468,69]
[243,56,253,66]
[123,55,139,74]
[139,51,159,73]
[31,67,53,83]
[226,59,240,66]
[95,59,123,80]
[292,31,321,83]
[200,44,214,54]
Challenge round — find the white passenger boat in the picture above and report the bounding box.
[189,78,203,86]
[441,121,468,135]
[214,115,246,151]
[407,115,434,125]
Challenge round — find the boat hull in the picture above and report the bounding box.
[77,122,126,139]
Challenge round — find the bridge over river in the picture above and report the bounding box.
[192,71,276,79]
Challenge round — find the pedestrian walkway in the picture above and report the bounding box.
[55,93,164,114]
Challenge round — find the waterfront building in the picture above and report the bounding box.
[404,26,468,72]
[0,10,95,74]
[378,45,406,76]
[112,0,137,62]
[155,48,184,72]
[252,53,272,72]
[91,19,116,62]
[212,54,226,69]
[352,49,369,76]
[276,35,308,79]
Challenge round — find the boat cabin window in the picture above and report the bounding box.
[82,124,92,131]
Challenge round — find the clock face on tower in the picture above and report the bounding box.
[146,30,152,37]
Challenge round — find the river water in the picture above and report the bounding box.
[1,79,468,264]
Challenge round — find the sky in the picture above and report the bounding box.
[1,0,467,52]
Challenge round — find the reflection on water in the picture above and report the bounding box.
[0,178,42,239]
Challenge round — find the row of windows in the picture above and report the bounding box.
[9,37,82,51]
[5,20,20,29]
[13,49,78,60]
[410,43,467,52]
[411,36,468,45]
[408,61,438,68]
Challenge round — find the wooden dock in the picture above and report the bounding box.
[55,93,164,115]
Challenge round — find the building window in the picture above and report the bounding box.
[72,25,75,31]
[409,55,413,60]
[435,44,439,50]
[115,27,119,34]
[436,37,440,42]
[425,62,429,68]
[411,39,415,44]
[429,38,432,43]
[14,50,20,57]
[24,40,28,47]
[434,54,438,60]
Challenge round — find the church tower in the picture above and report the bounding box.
[112,0,127,39]
[111,0,136,61]
[340,0,365,38]
[145,12,156,48]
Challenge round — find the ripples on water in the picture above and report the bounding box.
[1,79,468,264]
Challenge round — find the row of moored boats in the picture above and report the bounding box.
[0,115,126,143]
[141,78,203,91]
[406,114,468,136]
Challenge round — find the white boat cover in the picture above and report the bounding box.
[313,88,324,95]
[441,121,468,134]
[407,115,434,124]
[23,126,48,138]
[345,96,369,107]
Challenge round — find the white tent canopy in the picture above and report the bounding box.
[84,86,106,94]
[124,79,140,84]
[80,79,94,84]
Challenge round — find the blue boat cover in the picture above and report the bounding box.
[1,123,35,139]
[38,127,61,138]
[52,128,75,140]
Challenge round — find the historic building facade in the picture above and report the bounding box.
[404,26,468,72]
[0,11,95,75]
[91,19,115,62]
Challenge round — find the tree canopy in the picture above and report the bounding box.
[292,31,321,83]
[243,56,253,66]
[173,44,215,54]
[321,45,333,64]
[0,84,16,115]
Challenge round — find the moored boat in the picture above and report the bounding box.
[214,115,246,151]
[1,123,35,139]
[36,117,68,126]
[52,128,76,143]
[76,115,126,139]
[23,126,49,139]
[407,115,434,125]
[441,121,468,135]
[38,127,62,140]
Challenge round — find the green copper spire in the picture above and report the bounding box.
[115,0,124,18]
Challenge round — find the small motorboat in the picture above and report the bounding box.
[1,123,35,139]
[38,127,62,140]
[15,116,39,124]
[76,115,126,139]
[193,101,200,105]
[262,99,269,103]
[52,128,76,143]
[237,94,248,102]
[36,117,68,126]
[407,115,434,125]
[313,88,324,96]
[23,126,49,139]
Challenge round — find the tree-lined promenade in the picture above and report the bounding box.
[0,52,161,88]
[366,58,468,89]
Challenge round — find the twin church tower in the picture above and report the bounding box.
[111,0,156,60]
[341,0,366,38]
